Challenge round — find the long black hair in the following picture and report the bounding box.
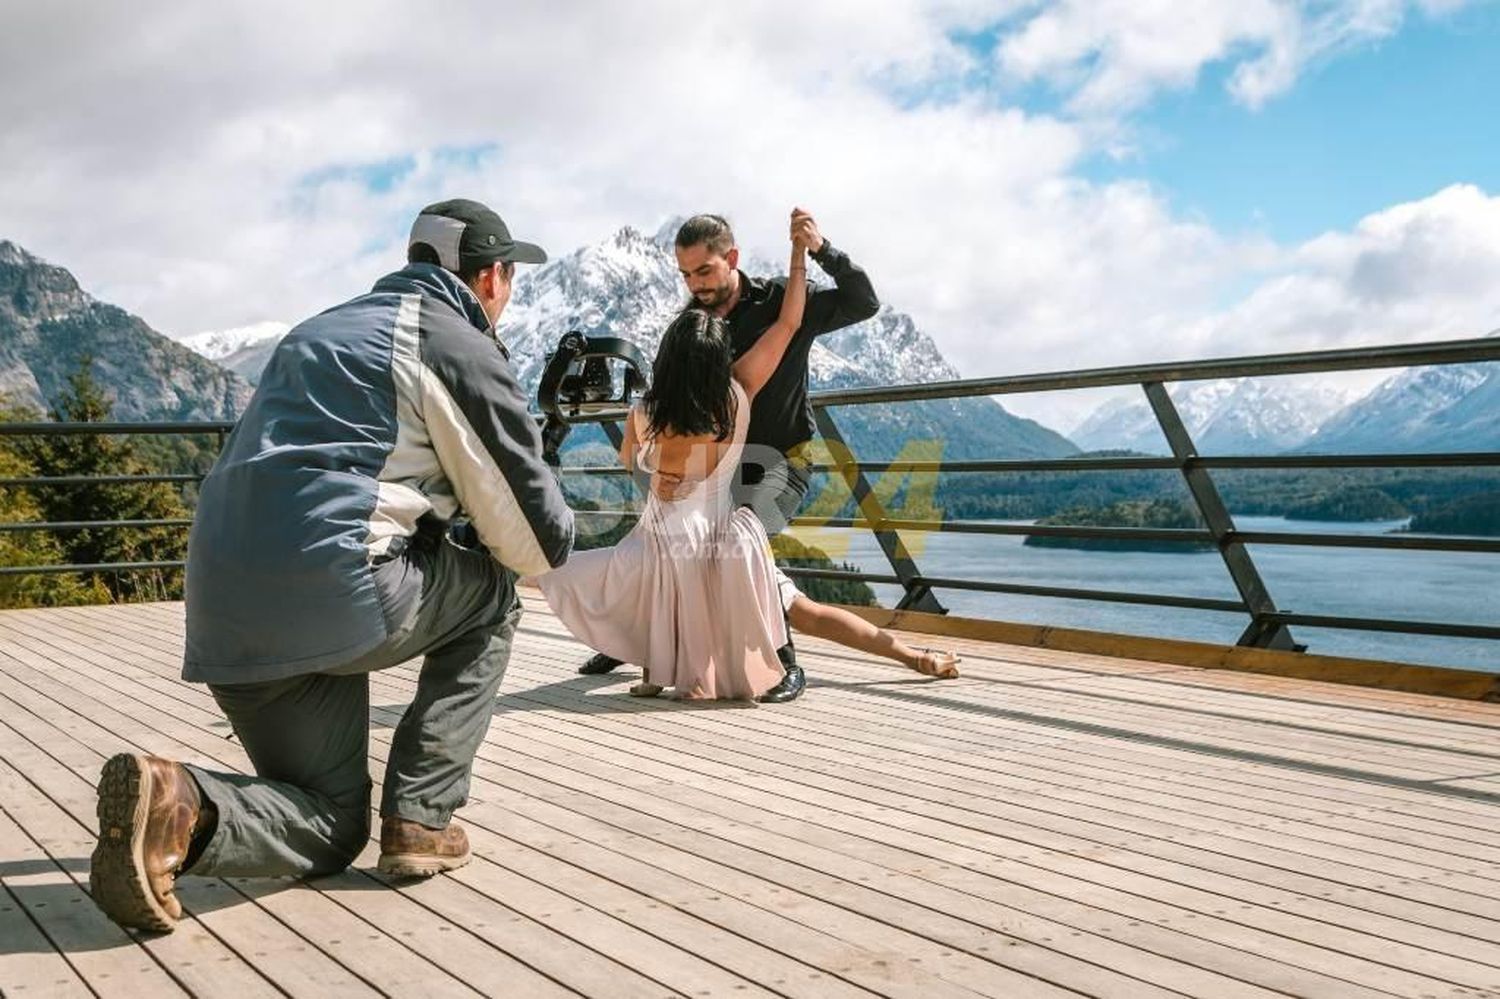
[642,308,736,440]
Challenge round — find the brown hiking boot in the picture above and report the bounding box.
[377,816,471,877]
[90,753,202,933]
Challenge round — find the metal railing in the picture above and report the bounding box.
[2,337,1497,654]
[560,335,1500,651]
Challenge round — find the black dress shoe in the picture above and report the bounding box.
[759,663,805,703]
[578,652,625,675]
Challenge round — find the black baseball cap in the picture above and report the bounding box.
[408,198,547,273]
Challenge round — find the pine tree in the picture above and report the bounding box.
[0,407,97,607]
[10,358,191,603]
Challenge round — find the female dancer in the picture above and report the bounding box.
[537,220,958,700]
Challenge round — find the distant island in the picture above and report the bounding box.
[1406,492,1500,537]
[1023,499,1214,553]
[1283,486,1409,522]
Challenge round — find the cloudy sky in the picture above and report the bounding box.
[2,1,1497,427]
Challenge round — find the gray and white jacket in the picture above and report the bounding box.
[182,263,573,683]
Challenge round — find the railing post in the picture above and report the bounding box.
[812,408,946,615]
[1142,382,1301,650]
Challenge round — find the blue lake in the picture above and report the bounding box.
[800,516,1499,673]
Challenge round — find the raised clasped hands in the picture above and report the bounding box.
[789,207,823,254]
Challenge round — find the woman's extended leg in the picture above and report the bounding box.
[786,596,959,678]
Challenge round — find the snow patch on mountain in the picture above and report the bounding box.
[1071,377,1353,454]
[1300,359,1499,453]
[181,321,290,361]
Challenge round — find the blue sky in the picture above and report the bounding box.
[1080,2,1500,242]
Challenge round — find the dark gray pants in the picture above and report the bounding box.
[734,446,813,538]
[184,534,520,878]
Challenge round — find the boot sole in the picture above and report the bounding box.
[377,849,472,877]
[89,753,176,933]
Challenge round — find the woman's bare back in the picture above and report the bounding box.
[636,382,746,501]
[645,430,735,500]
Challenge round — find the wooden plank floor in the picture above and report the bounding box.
[2,598,1499,999]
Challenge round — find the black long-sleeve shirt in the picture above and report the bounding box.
[725,240,880,457]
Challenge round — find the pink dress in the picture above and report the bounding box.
[536,379,788,701]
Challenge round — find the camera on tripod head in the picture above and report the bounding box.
[536,331,650,465]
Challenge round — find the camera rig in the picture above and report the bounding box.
[536,331,650,466]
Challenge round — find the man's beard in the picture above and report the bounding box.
[694,283,732,309]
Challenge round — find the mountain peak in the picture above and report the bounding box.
[610,225,648,248]
[1,238,252,419]
[0,240,31,266]
[0,239,84,301]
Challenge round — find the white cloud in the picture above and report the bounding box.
[0,1,1495,439]
[1197,184,1500,350]
[0,0,1087,338]
[997,0,1476,112]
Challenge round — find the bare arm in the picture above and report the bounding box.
[624,404,694,500]
[618,407,638,470]
[730,214,808,400]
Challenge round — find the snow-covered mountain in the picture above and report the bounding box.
[181,321,290,385]
[1071,378,1352,455]
[180,321,290,361]
[1298,354,1500,453]
[189,220,1076,460]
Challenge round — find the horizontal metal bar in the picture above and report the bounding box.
[1267,612,1500,642]
[0,421,233,437]
[1233,530,1500,554]
[1197,452,1500,469]
[824,453,1500,474]
[829,457,1183,473]
[0,561,185,577]
[912,575,1249,613]
[0,519,195,534]
[807,336,1499,408]
[788,516,1215,543]
[0,474,205,487]
[779,564,1246,613]
[787,518,1500,553]
[791,576,1500,639]
[509,453,1500,482]
[548,455,1500,478]
[778,566,903,585]
[536,409,630,427]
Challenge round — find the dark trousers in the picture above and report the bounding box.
[184,534,520,878]
[735,448,813,665]
[734,447,813,538]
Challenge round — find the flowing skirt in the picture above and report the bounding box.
[536,501,787,701]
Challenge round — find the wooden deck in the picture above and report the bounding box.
[2,598,1499,998]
